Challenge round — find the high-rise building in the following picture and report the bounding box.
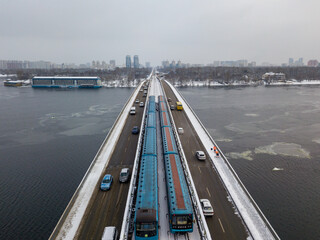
[126,55,131,68]
[298,58,304,66]
[289,58,294,66]
[110,60,116,68]
[133,55,139,68]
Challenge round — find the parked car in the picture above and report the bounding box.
[132,126,140,134]
[100,174,113,191]
[139,102,144,107]
[196,151,206,160]
[200,199,214,216]
[135,99,139,103]
[119,168,130,183]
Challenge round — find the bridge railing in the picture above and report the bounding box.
[159,78,212,240]
[165,80,280,240]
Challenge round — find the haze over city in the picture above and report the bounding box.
[1,0,320,65]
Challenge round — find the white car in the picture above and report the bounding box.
[200,199,214,216]
[196,151,206,160]
[178,127,184,134]
[135,99,139,104]
[139,102,144,107]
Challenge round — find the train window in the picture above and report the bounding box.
[136,222,157,237]
[177,216,188,225]
[136,222,156,231]
[172,215,193,226]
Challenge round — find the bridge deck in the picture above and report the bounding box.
[51,76,277,240]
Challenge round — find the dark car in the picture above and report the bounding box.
[132,126,139,134]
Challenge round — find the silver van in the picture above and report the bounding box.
[101,226,118,240]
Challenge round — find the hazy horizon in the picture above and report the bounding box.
[1,0,319,66]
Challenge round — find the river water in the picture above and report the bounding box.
[0,84,319,239]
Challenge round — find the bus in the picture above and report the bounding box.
[176,102,183,111]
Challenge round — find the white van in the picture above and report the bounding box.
[101,226,118,240]
[130,107,136,115]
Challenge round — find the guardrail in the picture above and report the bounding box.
[165,80,280,240]
[120,80,151,240]
[159,78,212,240]
[49,81,145,240]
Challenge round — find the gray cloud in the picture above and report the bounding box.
[0,0,319,65]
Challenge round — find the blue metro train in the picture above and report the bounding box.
[134,96,159,240]
[158,95,194,233]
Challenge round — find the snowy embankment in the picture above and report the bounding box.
[265,80,320,86]
[166,80,280,240]
[49,81,143,240]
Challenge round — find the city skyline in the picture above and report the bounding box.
[1,56,320,70]
[0,1,320,66]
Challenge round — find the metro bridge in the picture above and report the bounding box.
[49,72,280,240]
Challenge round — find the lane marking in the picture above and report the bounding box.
[125,147,127,153]
[218,218,225,233]
[116,183,123,206]
[206,187,211,197]
[128,136,130,141]
[198,166,201,174]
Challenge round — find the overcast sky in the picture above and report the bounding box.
[1,0,319,66]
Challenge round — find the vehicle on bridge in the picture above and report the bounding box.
[176,101,183,110]
[100,174,113,191]
[132,126,140,134]
[200,199,214,216]
[130,107,136,115]
[158,95,193,233]
[119,168,130,183]
[196,151,206,161]
[134,96,159,240]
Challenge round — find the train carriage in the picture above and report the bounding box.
[135,96,159,240]
[164,154,193,232]
[158,95,194,233]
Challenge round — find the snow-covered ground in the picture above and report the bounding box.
[166,80,280,240]
[265,79,320,86]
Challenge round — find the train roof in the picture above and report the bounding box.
[142,128,157,156]
[160,111,171,127]
[161,126,178,155]
[135,155,158,212]
[164,154,193,214]
[147,112,156,129]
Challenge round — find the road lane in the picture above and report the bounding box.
[76,87,146,239]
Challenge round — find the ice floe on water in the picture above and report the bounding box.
[226,150,253,161]
[225,122,285,134]
[216,138,233,142]
[272,167,284,171]
[245,113,259,117]
[312,138,320,144]
[254,142,310,159]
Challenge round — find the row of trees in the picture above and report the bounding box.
[161,66,320,83]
